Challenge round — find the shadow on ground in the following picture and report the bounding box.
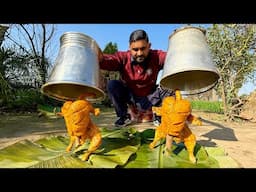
[196,118,238,147]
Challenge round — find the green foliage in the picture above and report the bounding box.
[7,89,44,111]
[191,100,223,113]
[103,42,118,54]
[37,103,60,115]
[0,45,50,109]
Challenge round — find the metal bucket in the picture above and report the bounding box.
[160,26,220,94]
[41,32,105,102]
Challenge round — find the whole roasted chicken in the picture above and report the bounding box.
[57,98,102,161]
[149,90,202,163]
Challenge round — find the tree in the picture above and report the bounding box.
[2,24,56,87]
[103,42,118,54]
[207,24,256,121]
[0,47,13,105]
[102,42,119,80]
[100,42,119,106]
[0,24,57,110]
[0,25,12,105]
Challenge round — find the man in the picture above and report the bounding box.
[99,29,173,127]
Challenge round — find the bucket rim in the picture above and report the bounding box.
[41,81,105,102]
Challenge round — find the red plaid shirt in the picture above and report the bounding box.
[99,50,166,97]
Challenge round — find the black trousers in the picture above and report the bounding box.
[107,80,174,118]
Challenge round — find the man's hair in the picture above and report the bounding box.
[129,29,149,44]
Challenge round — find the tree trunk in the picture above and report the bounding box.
[220,79,228,120]
[0,24,9,47]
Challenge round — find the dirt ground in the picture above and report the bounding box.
[191,111,256,168]
[0,109,256,168]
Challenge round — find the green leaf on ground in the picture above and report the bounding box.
[0,128,239,168]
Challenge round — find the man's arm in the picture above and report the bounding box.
[99,51,127,71]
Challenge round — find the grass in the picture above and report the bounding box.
[191,100,223,114]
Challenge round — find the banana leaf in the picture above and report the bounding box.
[0,128,239,168]
[0,139,65,168]
[124,130,220,168]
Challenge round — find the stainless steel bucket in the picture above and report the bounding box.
[41,32,105,102]
[160,26,220,94]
